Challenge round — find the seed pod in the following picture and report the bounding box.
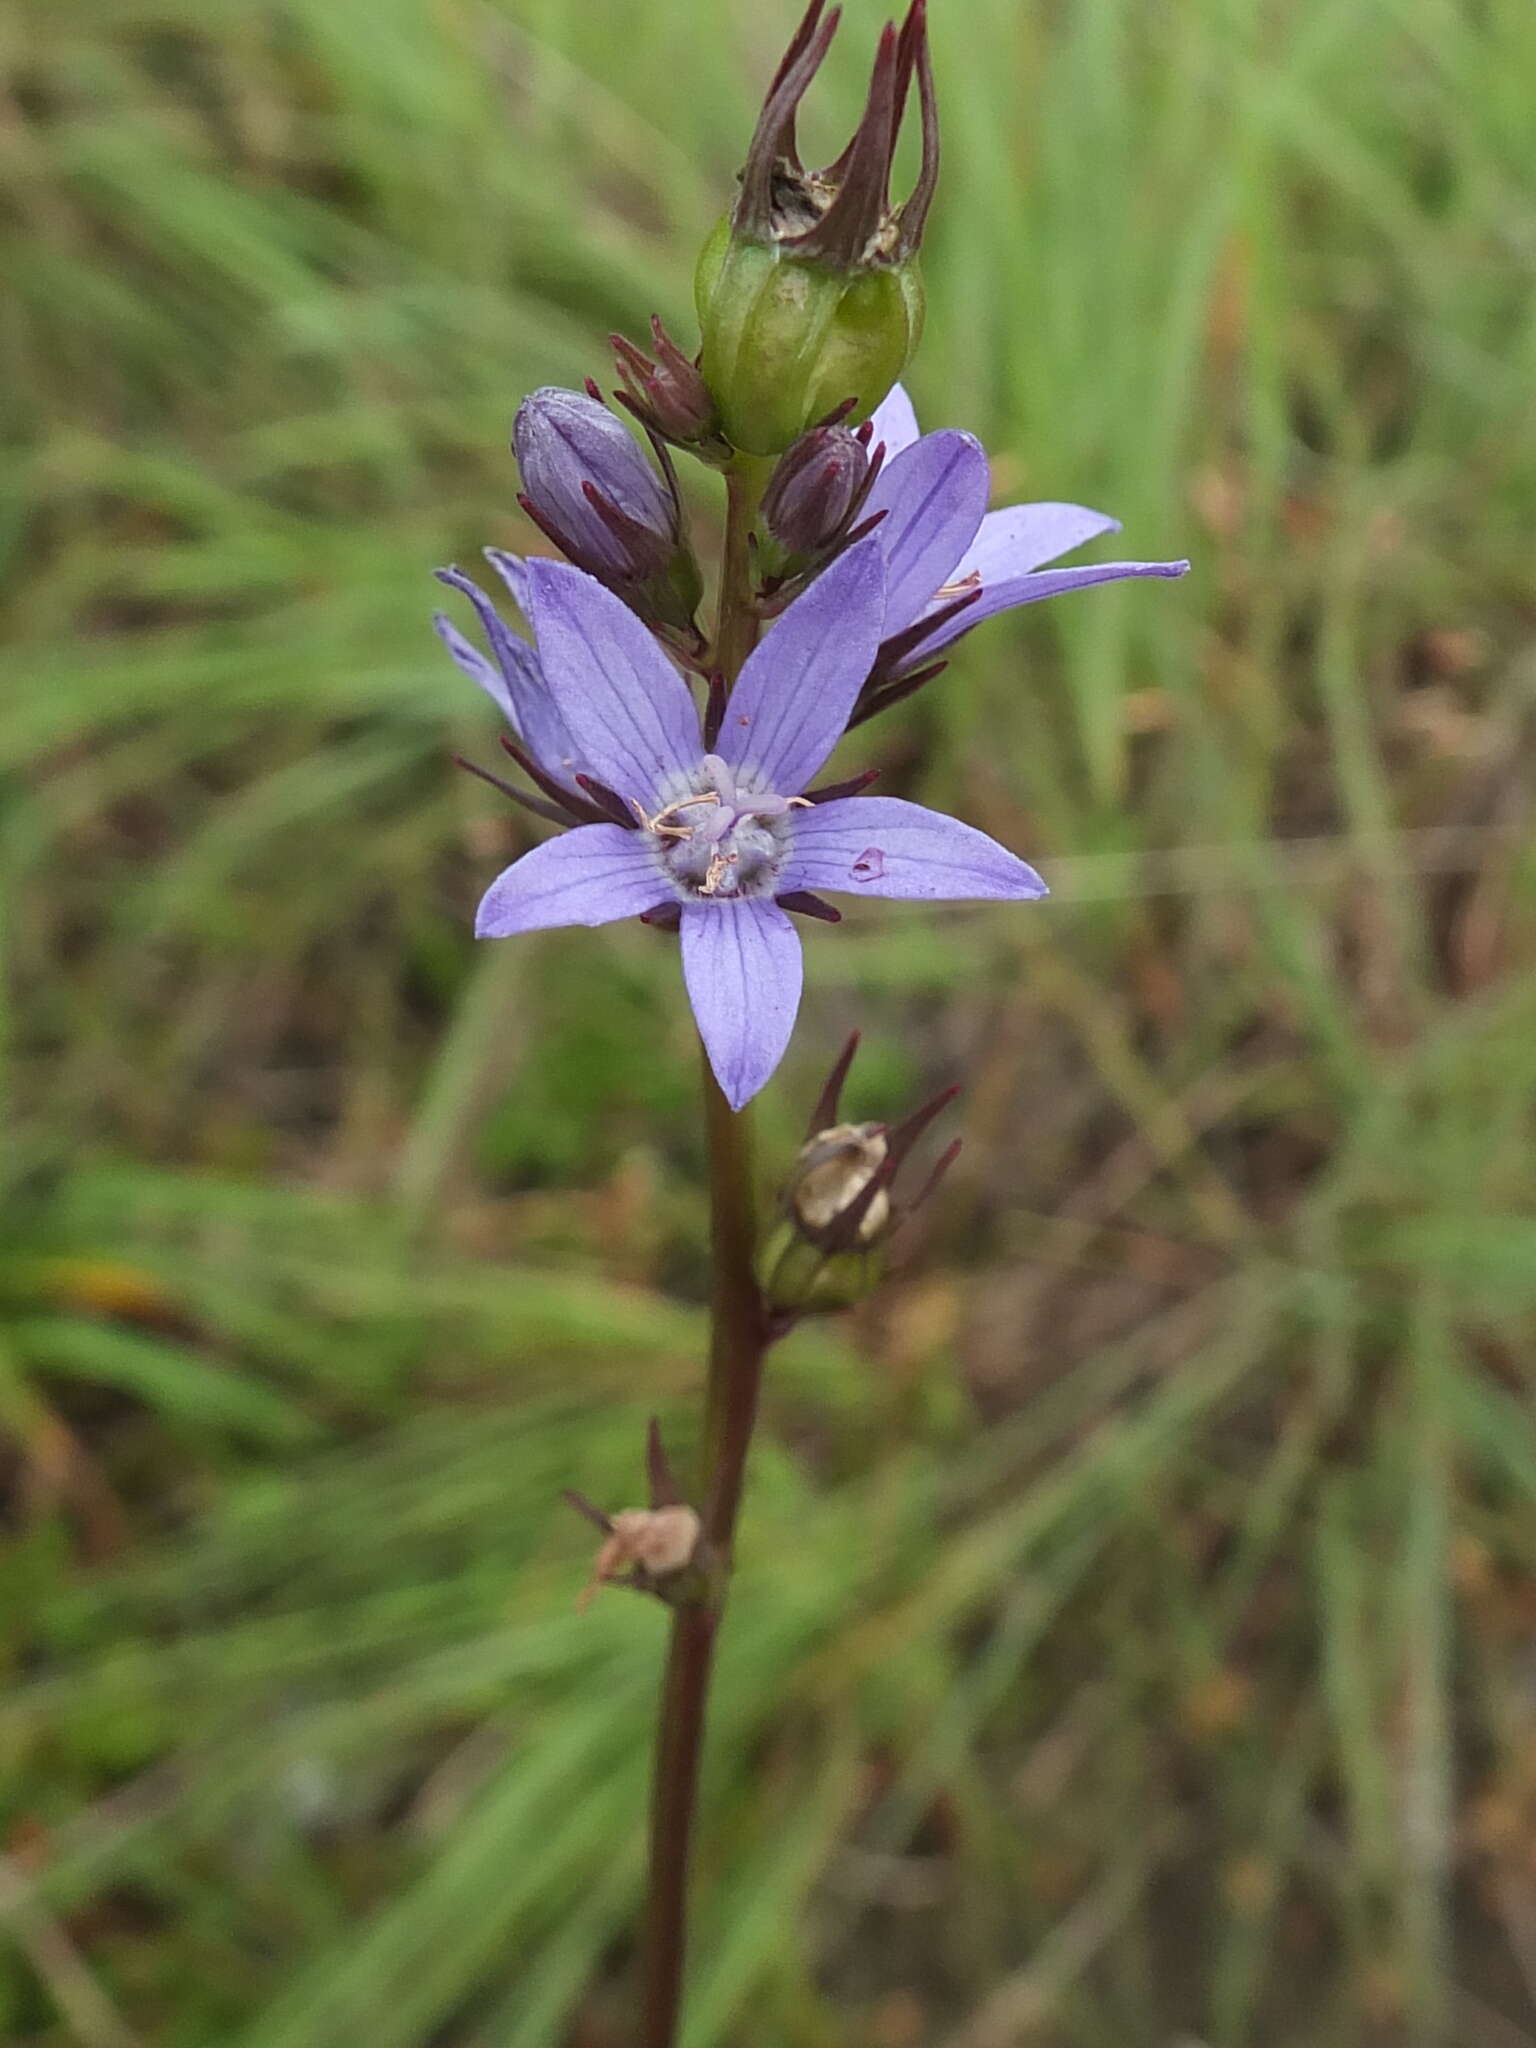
[694,1,937,454]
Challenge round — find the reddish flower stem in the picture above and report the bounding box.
[638,460,773,2048]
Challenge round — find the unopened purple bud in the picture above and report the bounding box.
[762,426,871,558]
[514,387,673,576]
[513,387,703,633]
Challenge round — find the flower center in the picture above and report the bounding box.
[635,754,807,900]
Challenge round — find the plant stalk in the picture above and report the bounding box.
[638,459,772,2048]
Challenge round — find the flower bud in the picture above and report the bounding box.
[513,387,703,635]
[761,425,872,562]
[695,0,937,454]
[610,318,725,457]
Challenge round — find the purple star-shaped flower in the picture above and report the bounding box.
[435,534,1045,1110]
[862,384,1190,675]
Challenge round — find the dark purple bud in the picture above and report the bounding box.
[610,318,725,456]
[513,387,704,633]
[761,426,871,559]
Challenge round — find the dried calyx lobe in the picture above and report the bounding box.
[736,0,937,268]
[694,0,936,454]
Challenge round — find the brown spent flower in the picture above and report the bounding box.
[581,1505,703,1609]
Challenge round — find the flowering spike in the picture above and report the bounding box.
[472,547,1046,1109]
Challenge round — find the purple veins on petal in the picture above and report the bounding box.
[716,533,886,795]
[520,559,702,806]
[781,796,1048,902]
[475,824,668,938]
[681,898,803,1112]
[861,430,988,637]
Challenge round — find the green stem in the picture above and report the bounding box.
[638,458,773,2048]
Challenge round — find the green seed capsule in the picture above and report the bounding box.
[695,221,924,456]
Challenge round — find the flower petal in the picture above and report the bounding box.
[903,556,1192,663]
[434,565,583,782]
[521,559,702,805]
[862,430,989,636]
[483,546,533,615]
[961,502,1123,579]
[716,533,885,796]
[781,796,1048,902]
[866,381,921,457]
[681,898,803,1111]
[476,824,666,937]
[433,611,513,723]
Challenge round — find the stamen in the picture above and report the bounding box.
[632,791,721,840]
[698,847,739,896]
[933,570,982,601]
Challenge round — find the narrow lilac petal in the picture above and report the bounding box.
[433,612,513,723]
[862,431,989,636]
[521,559,702,805]
[483,546,532,615]
[904,557,1192,663]
[780,796,1048,902]
[433,565,583,783]
[866,381,921,457]
[681,899,803,1111]
[475,824,666,937]
[716,534,885,795]
[959,502,1123,580]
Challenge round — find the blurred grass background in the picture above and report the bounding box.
[4,0,1536,2041]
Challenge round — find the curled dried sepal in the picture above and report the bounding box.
[565,1497,708,1610]
[564,1420,708,1608]
[734,0,938,269]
